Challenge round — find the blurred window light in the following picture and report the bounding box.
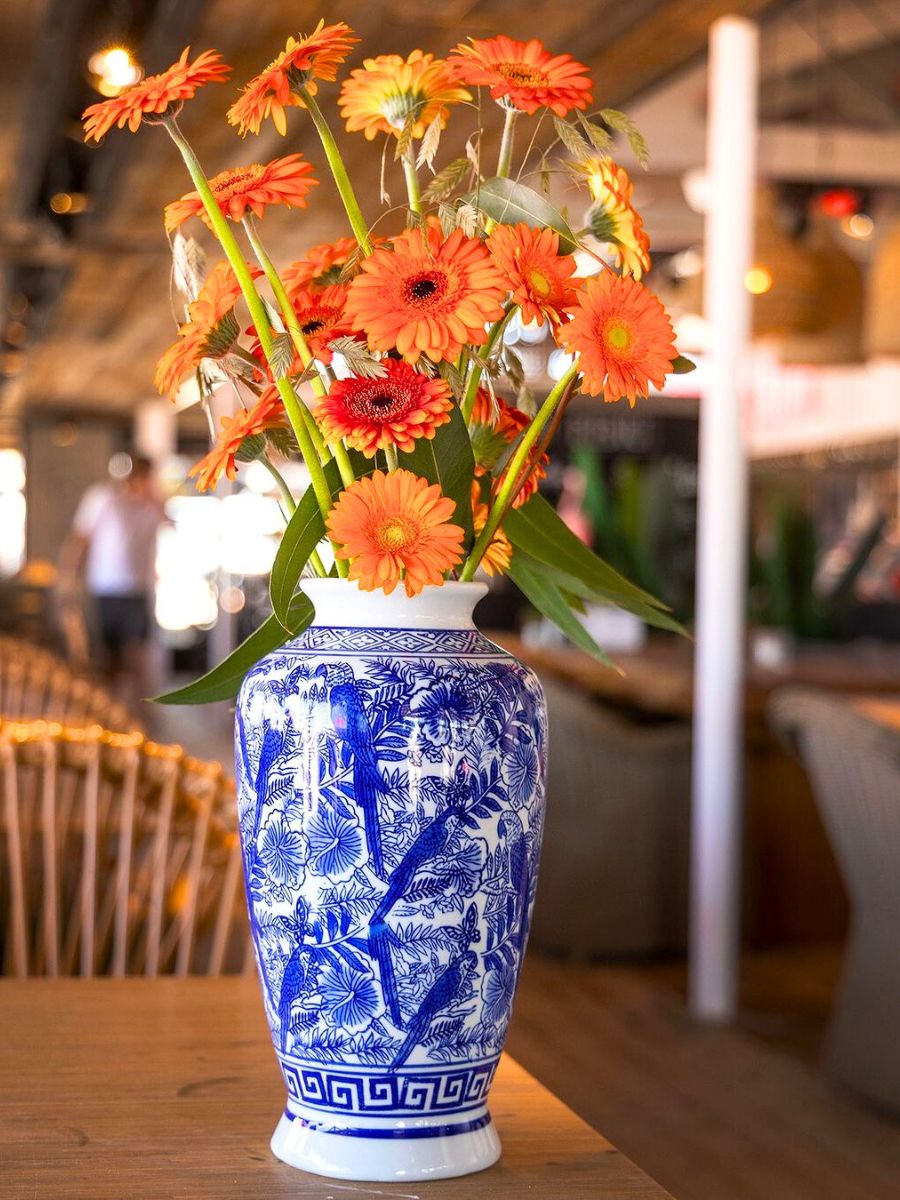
[242,459,276,494]
[841,213,874,240]
[744,265,773,295]
[573,246,605,277]
[156,576,218,632]
[219,493,281,575]
[674,312,711,354]
[0,449,26,494]
[88,46,142,96]
[0,492,26,576]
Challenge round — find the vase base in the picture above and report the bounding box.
[270,1108,501,1181]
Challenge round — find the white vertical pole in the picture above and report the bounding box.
[689,16,758,1020]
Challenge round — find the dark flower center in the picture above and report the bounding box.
[410,277,438,300]
[302,319,325,335]
[368,393,395,410]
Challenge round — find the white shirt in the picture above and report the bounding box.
[73,483,163,596]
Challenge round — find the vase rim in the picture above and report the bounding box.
[299,578,489,630]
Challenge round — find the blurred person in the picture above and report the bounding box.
[60,456,165,703]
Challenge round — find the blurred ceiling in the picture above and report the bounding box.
[0,0,897,430]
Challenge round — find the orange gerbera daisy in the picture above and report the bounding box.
[327,469,464,597]
[227,21,358,136]
[246,284,354,373]
[559,273,676,405]
[448,36,591,116]
[472,483,512,576]
[469,389,548,508]
[316,360,452,456]
[188,388,286,492]
[585,159,651,279]
[154,261,256,398]
[82,47,231,141]
[338,50,470,141]
[282,236,362,293]
[164,154,318,231]
[345,225,507,363]
[487,223,578,327]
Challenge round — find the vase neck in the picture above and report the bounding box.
[300,580,488,630]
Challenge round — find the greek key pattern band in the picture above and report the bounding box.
[279,1059,499,1116]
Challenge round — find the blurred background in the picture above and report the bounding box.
[1,1,899,1197]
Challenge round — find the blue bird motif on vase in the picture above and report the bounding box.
[317,663,389,879]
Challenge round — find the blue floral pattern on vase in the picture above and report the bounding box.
[235,624,546,1139]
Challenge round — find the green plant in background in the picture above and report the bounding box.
[572,446,693,621]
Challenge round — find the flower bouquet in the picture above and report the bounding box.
[83,23,688,1181]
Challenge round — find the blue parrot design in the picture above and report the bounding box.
[277,898,313,1053]
[321,664,389,879]
[391,951,478,1070]
[499,812,532,960]
[368,790,470,1026]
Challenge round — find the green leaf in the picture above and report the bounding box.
[398,401,475,552]
[474,178,577,254]
[154,593,314,705]
[598,108,650,169]
[504,494,673,615]
[671,355,697,374]
[508,554,614,666]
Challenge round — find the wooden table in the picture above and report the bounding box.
[0,978,673,1198]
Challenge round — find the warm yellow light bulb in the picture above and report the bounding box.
[88,45,142,95]
[744,265,773,295]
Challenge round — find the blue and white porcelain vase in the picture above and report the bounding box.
[235,579,547,1181]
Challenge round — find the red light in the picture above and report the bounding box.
[818,188,861,218]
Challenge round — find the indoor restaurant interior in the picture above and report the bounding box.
[1,0,899,1197]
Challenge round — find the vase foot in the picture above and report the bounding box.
[270,1107,501,1181]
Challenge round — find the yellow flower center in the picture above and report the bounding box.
[604,320,633,353]
[375,515,418,552]
[527,268,552,297]
[498,63,548,88]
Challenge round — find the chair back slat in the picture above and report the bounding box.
[208,837,243,976]
[1,743,27,976]
[144,759,178,976]
[78,744,101,977]
[111,749,140,976]
[40,740,59,977]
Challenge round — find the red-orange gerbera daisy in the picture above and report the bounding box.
[585,159,651,279]
[188,388,286,492]
[316,360,452,456]
[82,47,231,141]
[448,36,591,116]
[154,261,257,398]
[327,469,464,597]
[469,388,548,508]
[227,21,358,136]
[345,225,507,363]
[559,273,676,405]
[472,482,512,576]
[487,223,578,327]
[164,154,318,231]
[338,51,470,141]
[246,284,354,372]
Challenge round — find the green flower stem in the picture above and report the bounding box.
[496,107,519,179]
[461,304,516,424]
[297,86,372,254]
[460,361,580,580]
[260,458,328,577]
[384,444,399,473]
[402,149,422,215]
[164,118,344,574]
[242,217,356,492]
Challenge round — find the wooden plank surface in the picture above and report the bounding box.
[0,977,673,1199]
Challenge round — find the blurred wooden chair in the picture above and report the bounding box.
[769,689,900,1115]
[0,719,251,978]
[0,636,133,731]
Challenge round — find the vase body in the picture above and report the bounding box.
[234,580,547,1181]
